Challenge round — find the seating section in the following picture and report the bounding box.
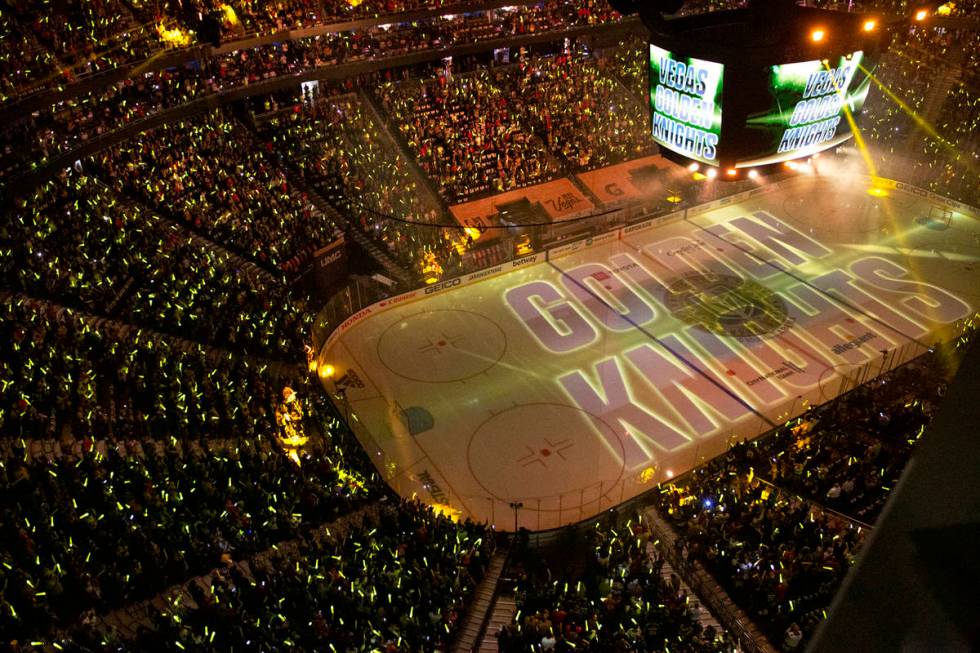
[0,299,298,441]
[659,464,866,649]
[380,49,654,203]
[381,68,561,203]
[92,110,339,271]
[0,0,625,117]
[0,6,977,652]
[863,25,980,204]
[508,53,654,170]
[3,168,310,358]
[5,0,163,75]
[259,93,460,275]
[759,359,946,524]
[0,427,378,640]
[656,347,961,649]
[119,501,493,652]
[610,35,647,101]
[0,6,57,100]
[6,9,970,211]
[499,517,738,652]
[0,79,500,645]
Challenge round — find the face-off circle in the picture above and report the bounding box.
[467,403,625,504]
[377,309,507,383]
[662,272,791,339]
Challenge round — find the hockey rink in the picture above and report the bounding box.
[317,173,980,531]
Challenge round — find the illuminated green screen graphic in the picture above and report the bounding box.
[742,51,875,166]
[649,44,724,165]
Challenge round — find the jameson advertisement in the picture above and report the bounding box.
[743,51,875,166]
[649,44,724,165]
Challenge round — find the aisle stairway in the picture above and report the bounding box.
[642,506,777,653]
[358,87,454,213]
[231,109,413,285]
[303,180,414,285]
[477,593,517,653]
[453,545,512,653]
[647,539,726,637]
[904,40,966,151]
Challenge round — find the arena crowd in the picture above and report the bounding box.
[0,2,977,652]
[497,517,739,653]
[655,339,969,650]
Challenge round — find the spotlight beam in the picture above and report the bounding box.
[858,63,979,175]
[823,60,912,258]
[823,60,877,178]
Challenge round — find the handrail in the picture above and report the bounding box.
[212,0,554,54]
[467,536,516,653]
[0,44,211,127]
[754,476,876,531]
[648,509,777,653]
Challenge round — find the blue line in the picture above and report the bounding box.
[547,260,776,429]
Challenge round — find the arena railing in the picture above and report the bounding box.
[860,171,980,219]
[753,476,875,531]
[211,0,557,54]
[0,40,208,126]
[869,152,980,210]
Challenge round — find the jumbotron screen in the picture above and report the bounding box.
[649,44,724,166]
[740,51,876,166]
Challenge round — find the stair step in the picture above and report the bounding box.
[452,545,513,653]
[643,507,778,653]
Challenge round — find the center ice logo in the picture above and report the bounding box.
[662,272,791,339]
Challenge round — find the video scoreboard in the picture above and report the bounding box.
[742,51,876,166]
[641,4,889,175]
[649,45,724,165]
[649,45,878,170]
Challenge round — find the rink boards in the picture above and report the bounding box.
[317,174,980,531]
